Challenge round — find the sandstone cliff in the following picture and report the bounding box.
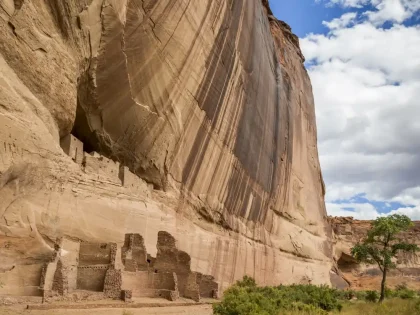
[330,217,420,290]
[0,0,332,299]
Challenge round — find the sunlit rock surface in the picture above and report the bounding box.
[0,0,332,297]
[330,217,420,290]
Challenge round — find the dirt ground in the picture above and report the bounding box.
[0,305,213,315]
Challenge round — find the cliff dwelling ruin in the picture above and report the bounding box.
[39,230,218,303]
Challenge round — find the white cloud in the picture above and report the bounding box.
[327,202,380,219]
[302,3,420,219]
[327,202,420,220]
[388,206,420,220]
[321,0,370,8]
[322,0,420,25]
[323,12,358,29]
[365,0,416,25]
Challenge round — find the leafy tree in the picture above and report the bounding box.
[351,214,419,302]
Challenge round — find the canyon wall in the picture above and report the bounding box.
[331,217,420,290]
[0,0,332,298]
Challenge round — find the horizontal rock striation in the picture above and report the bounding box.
[0,0,332,298]
[330,217,420,290]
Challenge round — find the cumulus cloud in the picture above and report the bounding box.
[365,0,420,25]
[327,202,381,219]
[322,12,358,29]
[321,0,420,25]
[325,0,369,8]
[302,1,420,219]
[328,203,420,220]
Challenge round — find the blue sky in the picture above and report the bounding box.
[268,0,420,220]
[269,0,344,36]
[269,0,419,37]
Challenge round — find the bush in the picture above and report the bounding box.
[289,301,329,315]
[383,283,418,299]
[212,286,277,315]
[384,287,396,298]
[396,288,416,299]
[365,290,379,302]
[236,275,257,288]
[213,277,343,315]
[337,289,356,300]
[355,290,367,300]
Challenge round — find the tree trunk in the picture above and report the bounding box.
[379,268,387,302]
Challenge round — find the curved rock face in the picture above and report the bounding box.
[0,0,332,297]
[331,217,420,290]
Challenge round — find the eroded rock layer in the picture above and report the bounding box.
[331,217,420,290]
[0,0,332,297]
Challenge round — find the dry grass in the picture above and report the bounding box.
[337,298,420,315]
[279,299,420,315]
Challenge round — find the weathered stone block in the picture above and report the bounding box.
[169,290,179,301]
[40,262,57,292]
[83,153,120,183]
[76,267,107,292]
[109,243,117,268]
[104,268,122,299]
[122,234,148,271]
[52,260,68,296]
[79,243,111,266]
[184,273,200,302]
[121,290,132,302]
[119,166,151,197]
[197,273,219,299]
[153,272,177,291]
[60,134,84,164]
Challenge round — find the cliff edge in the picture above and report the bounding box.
[0,0,332,299]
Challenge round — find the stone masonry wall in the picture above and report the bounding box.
[104,268,122,299]
[83,152,121,184]
[79,243,111,266]
[60,134,84,164]
[197,273,219,299]
[121,234,148,271]
[52,260,68,296]
[76,267,107,292]
[119,166,151,197]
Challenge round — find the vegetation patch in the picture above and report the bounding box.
[213,276,420,315]
[213,276,342,315]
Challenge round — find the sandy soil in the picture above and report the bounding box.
[0,305,213,315]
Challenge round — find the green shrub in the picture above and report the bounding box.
[385,287,396,298]
[355,290,367,300]
[213,277,343,315]
[397,288,416,299]
[236,275,257,288]
[289,301,329,314]
[337,289,356,300]
[387,282,417,299]
[212,285,277,315]
[365,290,379,302]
